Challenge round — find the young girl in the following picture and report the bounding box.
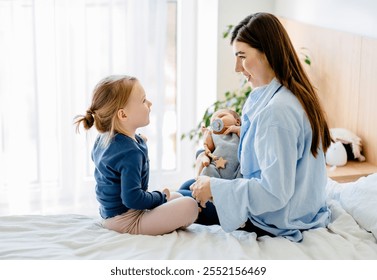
[75,75,198,235]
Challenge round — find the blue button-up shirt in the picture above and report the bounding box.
[210,78,331,241]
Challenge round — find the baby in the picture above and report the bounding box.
[200,108,242,179]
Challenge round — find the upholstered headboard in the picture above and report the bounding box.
[281,18,377,166]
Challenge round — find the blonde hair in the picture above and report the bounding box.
[74,75,137,144]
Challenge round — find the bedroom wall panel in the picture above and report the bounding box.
[281,18,377,166]
[358,37,377,165]
[311,32,361,133]
[280,18,362,132]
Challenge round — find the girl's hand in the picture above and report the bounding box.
[161,188,183,201]
[190,176,212,208]
[161,188,171,200]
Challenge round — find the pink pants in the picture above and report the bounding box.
[102,193,199,235]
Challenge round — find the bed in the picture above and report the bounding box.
[1,174,376,260]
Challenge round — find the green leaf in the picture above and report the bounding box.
[222,24,234,38]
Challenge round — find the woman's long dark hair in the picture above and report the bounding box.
[231,13,331,156]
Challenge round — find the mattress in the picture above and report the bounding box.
[1,174,377,260]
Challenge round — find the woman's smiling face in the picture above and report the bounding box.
[232,41,275,88]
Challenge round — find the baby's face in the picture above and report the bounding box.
[211,110,240,128]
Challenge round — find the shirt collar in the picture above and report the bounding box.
[242,78,282,119]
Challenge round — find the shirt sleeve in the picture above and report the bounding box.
[211,123,299,232]
[119,150,166,210]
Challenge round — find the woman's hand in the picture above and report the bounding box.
[190,176,212,208]
[224,125,241,137]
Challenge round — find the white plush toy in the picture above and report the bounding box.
[325,128,366,167]
[326,141,347,166]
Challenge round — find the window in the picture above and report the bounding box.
[0,0,197,215]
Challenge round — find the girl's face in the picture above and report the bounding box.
[121,81,152,132]
[232,41,275,88]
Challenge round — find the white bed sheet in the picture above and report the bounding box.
[1,175,377,260]
[327,173,377,239]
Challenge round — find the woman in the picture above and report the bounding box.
[186,12,332,242]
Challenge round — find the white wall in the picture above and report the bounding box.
[195,0,218,122]
[216,0,275,99]
[274,0,377,39]
[195,0,275,122]
[212,0,377,102]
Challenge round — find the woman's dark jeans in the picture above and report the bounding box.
[177,178,274,237]
[177,179,220,225]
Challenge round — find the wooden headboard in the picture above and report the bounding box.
[280,18,377,167]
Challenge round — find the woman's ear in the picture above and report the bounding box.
[117,109,127,120]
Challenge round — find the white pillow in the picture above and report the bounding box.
[336,174,377,238]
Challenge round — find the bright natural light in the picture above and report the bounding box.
[0,0,194,216]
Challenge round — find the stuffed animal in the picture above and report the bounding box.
[326,141,347,167]
[325,128,366,167]
[330,128,366,161]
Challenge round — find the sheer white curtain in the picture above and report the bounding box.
[0,0,195,215]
